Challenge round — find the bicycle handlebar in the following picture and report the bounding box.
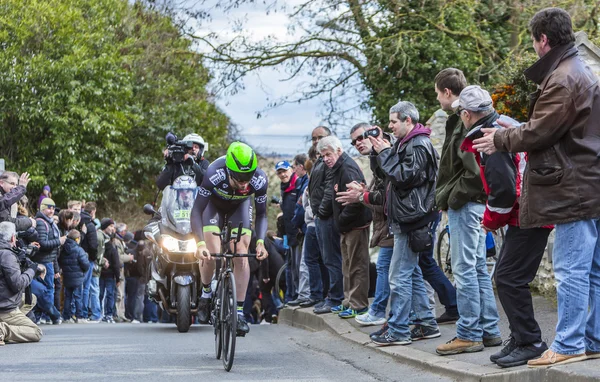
[210,253,258,258]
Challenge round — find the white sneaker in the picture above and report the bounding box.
[87,319,101,324]
[355,313,387,326]
[131,320,141,324]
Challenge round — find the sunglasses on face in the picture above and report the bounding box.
[351,135,366,146]
[455,107,465,116]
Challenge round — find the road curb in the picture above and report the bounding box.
[280,307,599,382]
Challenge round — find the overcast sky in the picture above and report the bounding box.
[189,1,369,157]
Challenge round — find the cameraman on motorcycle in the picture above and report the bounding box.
[156,133,210,190]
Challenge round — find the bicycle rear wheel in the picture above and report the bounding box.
[436,227,452,276]
[274,262,287,301]
[221,272,237,372]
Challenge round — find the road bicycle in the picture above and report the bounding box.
[210,220,255,372]
[436,224,505,280]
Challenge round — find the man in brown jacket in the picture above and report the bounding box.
[474,7,600,367]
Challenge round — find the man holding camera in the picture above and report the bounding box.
[0,222,44,345]
[369,101,440,346]
[156,133,210,190]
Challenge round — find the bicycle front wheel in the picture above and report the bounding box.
[213,279,222,360]
[221,272,237,372]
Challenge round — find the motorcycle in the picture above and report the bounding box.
[143,175,199,332]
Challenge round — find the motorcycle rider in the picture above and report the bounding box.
[156,133,209,190]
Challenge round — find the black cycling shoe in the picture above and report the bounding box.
[197,297,211,324]
[236,314,250,337]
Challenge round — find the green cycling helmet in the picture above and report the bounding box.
[226,141,257,182]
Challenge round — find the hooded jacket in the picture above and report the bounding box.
[376,124,439,232]
[80,210,98,262]
[493,43,600,228]
[59,238,90,288]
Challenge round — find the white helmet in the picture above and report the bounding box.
[183,133,208,157]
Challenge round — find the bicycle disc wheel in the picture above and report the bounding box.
[213,280,222,360]
[222,272,237,372]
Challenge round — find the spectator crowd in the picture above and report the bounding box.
[1,6,599,371]
[271,7,600,369]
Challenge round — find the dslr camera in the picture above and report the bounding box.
[165,132,194,163]
[363,128,380,139]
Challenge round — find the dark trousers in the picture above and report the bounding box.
[315,217,344,305]
[419,213,458,316]
[99,278,116,318]
[260,246,284,318]
[304,225,325,301]
[340,228,370,310]
[125,276,139,320]
[494,225,552,346]
[63,285,83,320]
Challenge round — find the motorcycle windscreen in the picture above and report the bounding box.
[160,185,198,235]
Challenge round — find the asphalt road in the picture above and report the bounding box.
[0,322,453,382]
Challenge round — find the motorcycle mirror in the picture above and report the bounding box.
[143,204,156,216]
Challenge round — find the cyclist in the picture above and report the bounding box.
[191,141,269,336]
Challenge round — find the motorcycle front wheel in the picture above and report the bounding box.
[176,285,191,333]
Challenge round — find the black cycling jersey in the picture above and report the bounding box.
[190,156,268,242]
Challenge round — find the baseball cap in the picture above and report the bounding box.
[275,160,291,171]
[40,198,56,210]
[451,85,493,112]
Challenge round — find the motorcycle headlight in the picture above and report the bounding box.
[161,235,179,252]
[182,239,197,253]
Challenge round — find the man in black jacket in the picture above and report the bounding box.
[308,126,345,315]
[33,198,65,325]
[98,218,120,323]
[80,202,100,322]
[156,133,209,190]
[0,222,44,345]
[369,101,440,346]
[0,171,35,231]
[318,136,372,319]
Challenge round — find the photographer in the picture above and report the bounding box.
[156,133,209,190]
[0,222,44,345]
[369,101,440,346]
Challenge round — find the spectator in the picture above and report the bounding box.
[260,231,286,322]
[67,200,82,213]
[433,68,501,355]
[0,222,44,345]
[473,7,600,367]
[59,229,90,323]
[459,85,553,367]
[336,122,394,326]
[318,136,372,318]
[125,234,147,324]
[308,126,345,315]
[275,160,305,305]
[0,171,35,231]
[80,202,100,323]
[98,218,119,323]
[114,223,133,323]
[32,197,66,325]
[37,185,51,210]
[369,101,440,346]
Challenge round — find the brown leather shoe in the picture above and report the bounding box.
[436,337,484,355]
[527,349,586,368]
[586,351,600,360]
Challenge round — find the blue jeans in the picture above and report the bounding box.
[89,276,102,320]
[81,262,94,317]
[30,278,61,321]
[448,202,501,341]
[99,278,117,318]
[63,285,83,320]
[144,296,159,323]
[551,219,600,355]
[388,230,437,340]
[315,217,344,305]
[304,225,324,301]
[369,246,393,318]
